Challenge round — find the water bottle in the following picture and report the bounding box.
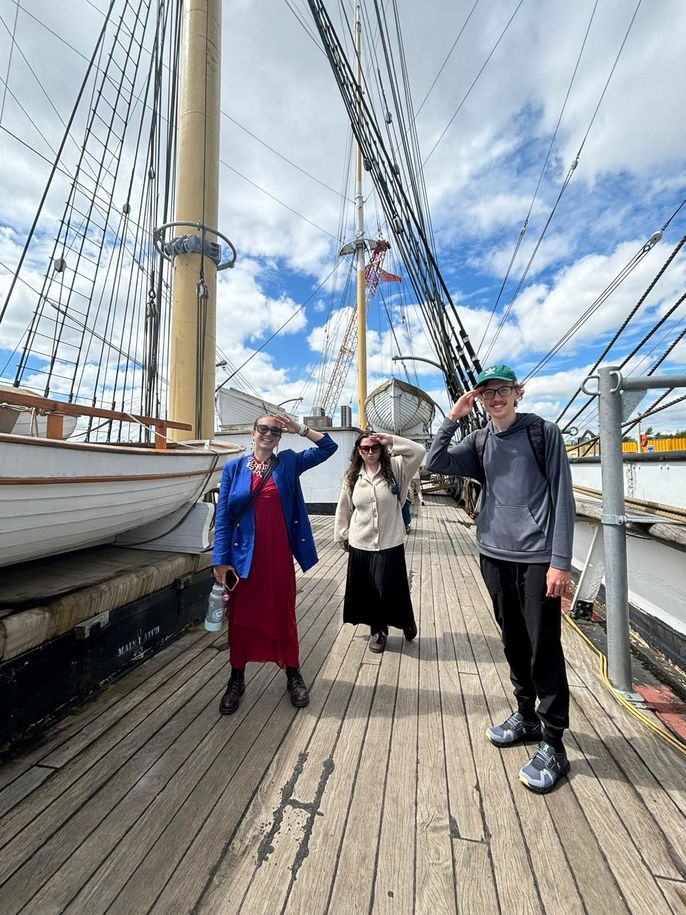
[205,583,227,632]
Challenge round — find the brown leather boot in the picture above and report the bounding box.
[368,631,387,653]
[285,667,310,707]
[403,621,418,641]
[219,668,245,715]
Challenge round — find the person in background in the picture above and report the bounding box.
[213,414,338,715]
[425,364,575,794]
[408,466,425,506]
[334,432,425,653]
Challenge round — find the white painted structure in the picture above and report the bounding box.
[0,434,242,567]
[572,518,686,639]
[215,387,297,430]
[214,426,362,506]
[570,455,686,509]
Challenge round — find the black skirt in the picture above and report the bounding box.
[343,544,415,632]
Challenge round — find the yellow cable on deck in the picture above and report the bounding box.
[563,613,686,758]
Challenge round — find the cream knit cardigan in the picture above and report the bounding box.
[334,436,426,551]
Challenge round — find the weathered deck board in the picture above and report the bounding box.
[68,546,346,915]
[0,498,685,915]
[0,626,210,793]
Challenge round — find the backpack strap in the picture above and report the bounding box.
[389,472,402,503]
[474,427,490,475]
[525,418,546,478]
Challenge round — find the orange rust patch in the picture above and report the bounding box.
[635,683,686,743]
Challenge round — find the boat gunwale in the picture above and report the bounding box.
[0,432,242,458]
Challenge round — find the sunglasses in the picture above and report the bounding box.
[255,423,283,437]
[479,385,515,400]
[358,444,381,454]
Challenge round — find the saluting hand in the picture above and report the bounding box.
[365,432,393,446]
[447,390,479,421]
[274,413,299,434]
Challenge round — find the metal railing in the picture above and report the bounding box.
[581,366,686,691]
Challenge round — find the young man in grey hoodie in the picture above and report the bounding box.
[425,364,575,793]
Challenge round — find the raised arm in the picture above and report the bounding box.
[273,414,338,473]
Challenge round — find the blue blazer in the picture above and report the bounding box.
[212,433,338,577]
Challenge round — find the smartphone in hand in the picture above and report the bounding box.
[224,566,240,591]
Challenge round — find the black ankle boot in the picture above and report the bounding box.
[285,667,310,707]
[219,668,245,715]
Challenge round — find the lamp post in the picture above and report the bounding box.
[392,354,445,373]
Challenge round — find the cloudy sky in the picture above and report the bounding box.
[1,0,685,432]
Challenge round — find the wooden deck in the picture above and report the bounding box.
[1,497,685,914]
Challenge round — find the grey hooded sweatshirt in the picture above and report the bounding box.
[425,413,575,570]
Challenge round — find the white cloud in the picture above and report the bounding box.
[1,0,685,438]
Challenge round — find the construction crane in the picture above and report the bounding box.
[319,238,399,417]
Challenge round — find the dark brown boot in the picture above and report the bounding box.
[286,667,310,707]
[368,631,387,653]
[403,621,418,641]
[219,668,245,715]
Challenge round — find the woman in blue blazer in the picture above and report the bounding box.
[213,413,337,715]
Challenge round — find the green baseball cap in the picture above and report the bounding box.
[475,363,517,387]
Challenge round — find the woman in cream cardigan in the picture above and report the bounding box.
[334,432,425,653]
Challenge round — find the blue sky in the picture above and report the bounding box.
[1,0,685,432]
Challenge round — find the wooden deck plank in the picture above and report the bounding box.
[568,688,685,882]
[656,878,686,913]
[561,639,686,877]
[448,508,680,912]
[64,553,345,915]
[561,618,686,816]
[17,545,343,913]
[413,515,457,914]
[453,840,500,915]
[448,520,592,915]
[435,544,543,913]
[1,651,228,913]
[0,765,55,819]
[451,522,628,915]
[326,625,403,913]
[0,502,684,915]
[432,513,486,843]
[559,733,673,914]
[372,612,420,913]
[0,643,222,881]
[473,649,589,915]
[0,626,210,791]
[193,626,364,913]
[240,663,379,915]
[39,637,222,771]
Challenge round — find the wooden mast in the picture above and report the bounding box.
[168,0,221,441]
[354,5,368,430]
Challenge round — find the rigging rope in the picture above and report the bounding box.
[307,0,483,422]
[422,0,527,168]
[555,232,686,430]
[215,258,346,394]
[482,0,643,364]
[0,0,117,327]
[476,0,599,354]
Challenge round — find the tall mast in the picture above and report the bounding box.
[354,5,368,429]
[168,0,221,441]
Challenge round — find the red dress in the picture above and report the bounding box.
[226,474,299,668]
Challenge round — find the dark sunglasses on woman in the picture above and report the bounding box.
[255,424,283,437]
[358,444,381,454]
